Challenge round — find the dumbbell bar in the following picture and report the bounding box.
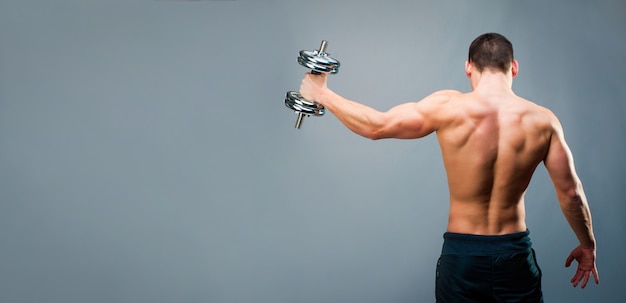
[284,40,340,129]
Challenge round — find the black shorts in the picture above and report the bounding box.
[435,230,543,303]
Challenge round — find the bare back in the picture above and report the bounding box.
[435,91,553,235]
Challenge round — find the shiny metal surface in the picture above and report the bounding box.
[318,40,328,53]
[297,50,340,74]
[284,40,339,129]
[284,91,325,115]
[284,90,326,129]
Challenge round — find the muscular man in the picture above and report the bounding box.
[299,33,598,302]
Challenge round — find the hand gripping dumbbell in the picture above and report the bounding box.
[284,40,340,129]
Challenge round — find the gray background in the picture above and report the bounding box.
[1,0,624,302]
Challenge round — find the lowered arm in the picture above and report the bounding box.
[543,118,595,248]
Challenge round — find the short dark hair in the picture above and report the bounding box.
[468,33,514,73]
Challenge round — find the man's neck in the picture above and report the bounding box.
[472,71,514,95]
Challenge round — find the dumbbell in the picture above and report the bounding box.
[284,40,340,129]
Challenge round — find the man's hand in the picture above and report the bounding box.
[299,73,328,103]
[565,245,599,288]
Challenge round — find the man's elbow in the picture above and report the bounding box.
[361,126,389,140]
[358,118,387,140]
[561,193,584,210]
[364,130,383,140]
[558,183,585,209]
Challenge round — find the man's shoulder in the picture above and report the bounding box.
[514,96,558,120]
[431,89,464,97]
[507,97,562,135]
[421,90,463,105]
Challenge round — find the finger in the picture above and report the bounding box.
[571,269,581,283]
[592,268,600,284]
[571,270,583,286]
[565,254,574,267]
[580,271,590,288]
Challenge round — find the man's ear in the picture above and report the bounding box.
[511,60,519,78]
[465,61,472,78]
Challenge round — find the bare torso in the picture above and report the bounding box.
[300,62,599,287]
[435,89,553,235]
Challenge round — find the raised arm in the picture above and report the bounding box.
[299,73,449,139]
[543,114,599,288]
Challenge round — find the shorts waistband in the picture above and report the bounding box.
[441,229,532,255]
